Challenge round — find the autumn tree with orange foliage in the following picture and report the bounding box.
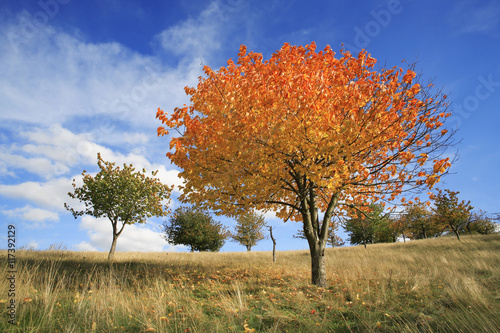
[157,42,455,287]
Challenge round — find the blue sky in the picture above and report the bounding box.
[1,0,499,253]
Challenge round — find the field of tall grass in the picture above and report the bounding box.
[1,234,499,332]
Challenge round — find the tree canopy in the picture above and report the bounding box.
[344,203,391,247]
[157,42,456,286]
[163,206,228,252]
[65,153,172,260]
[433,189,473,241]
[231,211,267,251]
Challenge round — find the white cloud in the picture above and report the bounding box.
[2,205,59,227]
[0,15,203,134]
[76,216,181,252]
[24,240,40,250]
[0,2,234,251]
[157,2,224,59]
[0,177,75,210]
[74,241,99,252]
[0,151,60,178]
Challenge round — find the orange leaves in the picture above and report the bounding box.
[426,175,440,188]
[433,158,451,174]
[157,42,454,218]
[417,153,428,166]
[402,70,416,84]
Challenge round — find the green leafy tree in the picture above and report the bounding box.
[389,214,410,242]
[231,211,267,251]
[433,189,473,241]
[465,210,498,235]
[164,206,228,252]
[343,204,389,248]
[403,201,441,239]
[65,153,172,261]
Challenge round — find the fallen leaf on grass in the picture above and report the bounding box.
[244,323,256,332]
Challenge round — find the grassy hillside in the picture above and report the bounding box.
[1,234,499,332]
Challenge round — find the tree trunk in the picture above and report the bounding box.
[272,242,276,263]
[108,233,118,261]
[108,217,127,261]
[246,245,251,251]
[269,226,276,263]
[454,229,461,241]
[310,245,326,287]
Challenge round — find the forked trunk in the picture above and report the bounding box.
[108,217,126,261]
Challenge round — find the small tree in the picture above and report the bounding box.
[343,204,388,248]
[163,206,228,252]
[231,211,267,251]
[433,189,473,241]
[389,214,410,242]
[465,210,497,235]
[403,201,441,239]
[65,153,172,261]
[268,225,277,263]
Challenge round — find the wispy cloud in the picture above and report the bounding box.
[448,1,500,34]
[2,205,59,228]
[0,2,233,251]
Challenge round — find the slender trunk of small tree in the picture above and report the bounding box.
[269,226,276,263]
[246,245,251,251]
[454,228,461,241]
[108,234,118,261]
[272,242,276,263]
[108,217,127,261]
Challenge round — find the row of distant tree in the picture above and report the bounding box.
[342,189,498,248]
[64,153,498,259]
[164,188,499,252]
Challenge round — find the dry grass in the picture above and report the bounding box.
[1,234,499,332]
